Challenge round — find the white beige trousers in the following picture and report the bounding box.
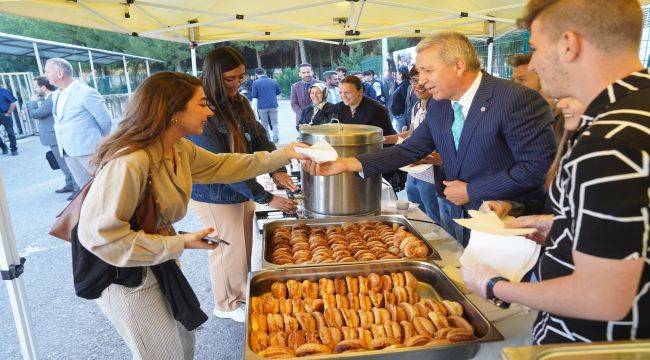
[95,268,195,360]
[190,200,256,311]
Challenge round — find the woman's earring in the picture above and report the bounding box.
[171,117,179,125]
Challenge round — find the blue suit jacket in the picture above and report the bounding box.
[357,72,557,218]
[52,81,112,157]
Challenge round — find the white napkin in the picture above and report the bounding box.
[454,210,536,236]
[294,140,338,163]
[460,230,541,282]
[400,164,433,174]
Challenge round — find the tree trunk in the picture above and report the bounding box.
[329,45,334,67]
[298,40,307,64]
[255,49,262,68]
[348,45,353,57]
[294,42,300,68]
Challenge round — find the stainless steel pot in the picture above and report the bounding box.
[299,123,383,216]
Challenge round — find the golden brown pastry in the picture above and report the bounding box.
[334,278,347,295]
[399,302,418,321]
[286,280,302,299]
[383,290,396,306]
[333,339,367,353]
[291,298,303,317]
[311,311,327,330]
[341,326,358,340]
[405,286,417,304]
[359,294,372,311]
[368,337,400,350]
[391,272,406,287]
[271,282,288,299]
[392,287,408,304]
[347,293,360,311]
[426,339,452,346]
[370,324,387,339]
[434,327,454,340]
[403,334,432,347]
[414,302,428,317]
[267,313,284,332]
[250,330,269,353]
[357,310,373,330]
[372,307,390,325]
[424,299,448,316]
[368,290,384,308]
[358,275,369,294]
[287,330,306,350]
[295,343,332,357]
[447,315,474,333]
[295,312,316,332]
[403,271,418,291]
[257,346,295,358]
[304,331,321,344]
[447,328,475,342]
[335,294,350,310]
[341,309,360,328]
[413,316,435,337]
[384,344,405,350]
[250,296,263,315]
[279,298,292,315]
[427,311,451,331]
[329,326,343,345]
[345,276,359,295]
[268,331,288,347]
[442,300,464,317]
[283,314,300,332]
[250,313,268,333]
[367,273,383,292]
[383,320,402,341]
[400,320,416,339]
[380,275,393,292]
[318,326,334,349]
[302,280,319,299]
[404,241,429,258]
[322,294,336,311]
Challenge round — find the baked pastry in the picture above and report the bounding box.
[335,294,350,309]
[400,320,416,339]
[279,298,292,315]
[311,311,327,331]
[324,308,343,328]
[250,313,267,333]
[368,337,400,350]
[295,343,332,357]
[447,328,475,342]
[357,310,373,330]
[413,316,435,337]
[302,280,319,299]
[403,334,432,347]
[334,278,347,295]
[359,294,373,311]
[329,326,343,345]
[442,300,464,317]
[318,326,334,348]
[341,309,360,328]
[368,290,384,308]
[333,339,367,353]
[447,315,474,333]
[341,326,358,340]
[250,330,269,353]
[286,280,302,299]
[283,314,300,332]
[347,293,360,311]
[267,313,284,332]
[383,320,402,341]
[295,312,316,332]
[367,273,383,292]
[250,296,263,315]
[428,311,451,331]
[287,330,306,350]
[403,271,418,291]
[271,282,287,299]
[257,346,295,358]
[268,332,288,347]
[399,302,418,321]
[426,339,452,346]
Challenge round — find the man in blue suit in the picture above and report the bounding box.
[45,58,112,188]
[304,32,556,245]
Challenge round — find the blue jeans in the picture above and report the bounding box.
[0,115,17,151]
[405,175,441,225]
[438,198,468,245]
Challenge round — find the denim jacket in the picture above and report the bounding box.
[188,101,285,205]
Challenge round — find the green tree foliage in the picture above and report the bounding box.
[275,67,299,98]
[335,44,366,72]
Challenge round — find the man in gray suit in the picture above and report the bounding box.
[44,58,112,188]
[27,76,78,197]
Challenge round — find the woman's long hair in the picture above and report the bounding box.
[202,46,259,153]
[91,72,202,167]
[544,129,576,189]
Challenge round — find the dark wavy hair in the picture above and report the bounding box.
[202,46,259,153]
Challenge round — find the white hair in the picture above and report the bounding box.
[416,32,481,71]
[46,58,74,77]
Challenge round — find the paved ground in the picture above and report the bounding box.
[0,100,301,359]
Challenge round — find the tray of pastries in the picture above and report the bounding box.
[244,260,502,359]
[262,215,441,269]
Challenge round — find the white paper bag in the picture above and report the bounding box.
[294,140,338,163]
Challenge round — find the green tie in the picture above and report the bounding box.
[452,102,464,150]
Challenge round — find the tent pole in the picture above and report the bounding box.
[87,50,98,91]
[487,21,495,75]
[381,37,388,79]
[122,56,132,95]
[77,62,83,81]
[32,43,43,75]
[0,172,39,360]
[145,59,151,77]
[191,45,198,77]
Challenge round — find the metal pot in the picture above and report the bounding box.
[299,123,383,216]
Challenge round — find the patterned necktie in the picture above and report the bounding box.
[451,102,465,150]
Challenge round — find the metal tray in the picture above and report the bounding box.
[261,215,441,269]
[244,260,503,359]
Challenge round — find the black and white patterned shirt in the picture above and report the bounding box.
[533,69,650,344]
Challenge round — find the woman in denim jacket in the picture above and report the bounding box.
[187,46,297,322]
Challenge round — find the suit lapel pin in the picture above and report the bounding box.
[480,106,486,112]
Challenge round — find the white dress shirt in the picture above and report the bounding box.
[55,80,79,120]
[451,71,483,118]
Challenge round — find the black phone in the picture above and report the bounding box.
[177,231,230,246]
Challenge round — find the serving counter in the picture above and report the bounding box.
[248,181,536,359]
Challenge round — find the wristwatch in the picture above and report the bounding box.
[486,276,510,309]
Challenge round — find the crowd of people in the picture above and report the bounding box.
[1,0,647,358]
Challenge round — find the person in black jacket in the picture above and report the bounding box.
[390,66,411,132]
[298,83,335,127]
